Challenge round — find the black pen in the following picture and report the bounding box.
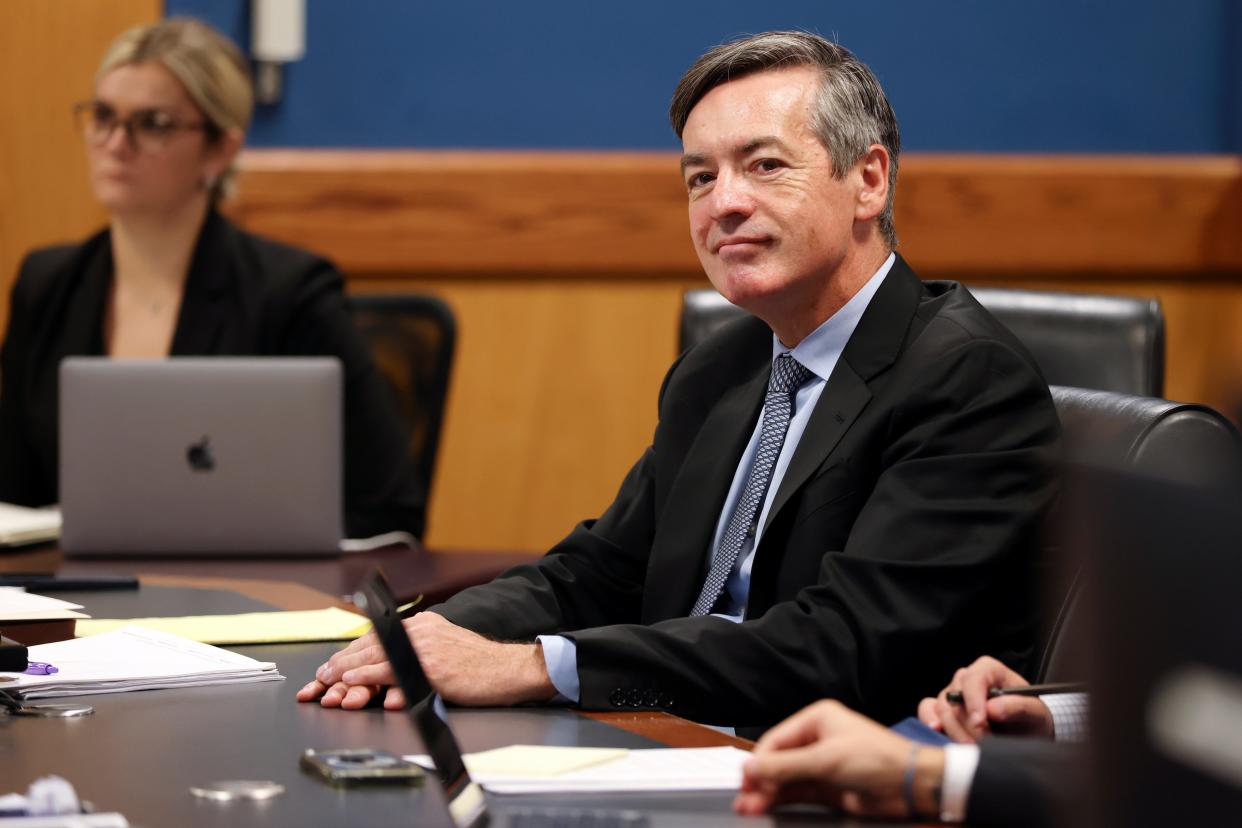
[946,682,1086,705]
[0,574,139,592]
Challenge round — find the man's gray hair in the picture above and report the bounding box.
[670,31,901,248]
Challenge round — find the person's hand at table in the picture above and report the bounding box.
[916,655,1054,743]
[734,699,944,820]
[296,626,404,709]
[296,611,557,709]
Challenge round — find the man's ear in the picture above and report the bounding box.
[854,144,890,223]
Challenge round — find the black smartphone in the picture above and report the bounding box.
[300,748,424,786]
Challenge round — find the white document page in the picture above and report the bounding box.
[0,589,87,621]
[1,625,282,699]
[406,746,749,793]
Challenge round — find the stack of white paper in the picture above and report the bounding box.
[407,746,750,793]
[0,626,283,699]
[0,502,61,545]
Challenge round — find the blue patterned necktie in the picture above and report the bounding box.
[690,353,813,616]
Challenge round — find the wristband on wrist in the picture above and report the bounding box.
[903,744,944,820]
[902,745,921,817]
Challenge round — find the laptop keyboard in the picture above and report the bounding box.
[505,808,650,828]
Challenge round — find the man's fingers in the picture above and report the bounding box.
[737,774,837,814]
[959,668,998,732]
[382,686,408,710]
[745,744,832,786]
[934,698,976,744]
[987,696,1053,737]
[341,662,396,687]
[316,642,388,685]
[753,714,819,754]
[325,631,378,663]
[916,697,942,730]
[340,684,380,710]
[733,789,775,816]
[296,679,327,702]
[318,681,350,708]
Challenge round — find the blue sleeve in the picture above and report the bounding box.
[536,634,581,703]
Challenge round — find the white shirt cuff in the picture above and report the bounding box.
[940,743,981,823]
[1044,692,1089,743]
[535,634,580,703]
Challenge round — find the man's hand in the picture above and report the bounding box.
[734,699,944,820]
[916,655,1054,743]
[295,627,405,709]
[295,612,558,709]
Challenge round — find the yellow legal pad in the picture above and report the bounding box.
[75,607,373,645]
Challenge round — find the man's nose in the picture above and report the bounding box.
[708,172,756,221]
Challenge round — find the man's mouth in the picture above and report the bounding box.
[714,236,770,254]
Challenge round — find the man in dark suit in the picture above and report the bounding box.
[299,31,1059,733]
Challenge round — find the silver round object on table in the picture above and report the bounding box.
[189,780,286,802]
[12,702,95,718]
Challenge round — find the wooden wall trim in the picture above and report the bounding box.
[228,151,697,276]
[227,151,1242,279]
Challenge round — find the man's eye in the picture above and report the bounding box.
[687,172,714,189]
[755,158,784,173]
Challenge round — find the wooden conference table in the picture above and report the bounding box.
[0,548,926,826]
[1,541,542,608]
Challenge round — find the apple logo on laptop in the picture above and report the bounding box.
[186,436,216,472]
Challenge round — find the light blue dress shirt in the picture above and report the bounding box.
[538,253,896,702]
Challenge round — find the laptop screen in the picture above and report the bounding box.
[354,570,486,827]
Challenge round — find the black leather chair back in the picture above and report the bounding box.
[1037,386,1240,682]
[348,293,456,502]
[680,289,749,356]
[680,286,1166,396]
[971,288,1164,396]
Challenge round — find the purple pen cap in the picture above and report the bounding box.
[24,662,57,676]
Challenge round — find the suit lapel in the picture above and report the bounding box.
[761,362,870,536]
[643,365,769,622]
[57,238,112,357]
[760,256,925,537]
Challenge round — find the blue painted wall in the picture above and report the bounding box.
[165,0,1240,153]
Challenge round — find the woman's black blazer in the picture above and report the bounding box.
[0,210,426,539]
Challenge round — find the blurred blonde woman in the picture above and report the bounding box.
[0,18,426,539]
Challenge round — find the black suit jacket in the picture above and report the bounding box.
[0,210,426,539]
[968,738,1084,827]
[434,256,1060,731]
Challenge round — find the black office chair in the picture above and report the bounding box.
[970,288,1164,397]
[1036,386,1240,682]
[679,286,1166,396]
[680,289,750,356]
[348,293,456,503]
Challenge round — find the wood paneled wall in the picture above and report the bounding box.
[3,11,1237,555]
[230,152,1242,278]
[225,151,1242,552]
[0,0,161,332]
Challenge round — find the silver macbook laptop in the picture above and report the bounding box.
[59,357,343,556]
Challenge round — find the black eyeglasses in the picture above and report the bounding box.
[73,100,208,153]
